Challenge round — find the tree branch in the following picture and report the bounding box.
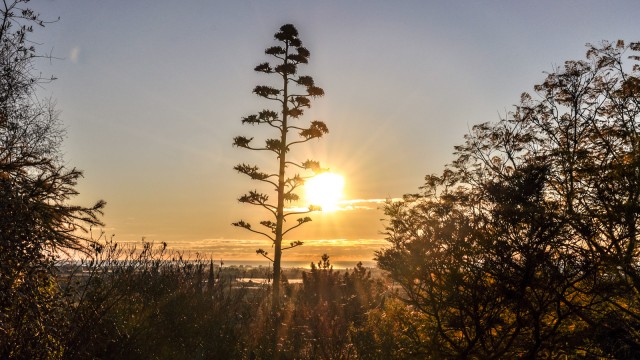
[256,248,274,262]
[232,220,275,241]
[282,240,304,250]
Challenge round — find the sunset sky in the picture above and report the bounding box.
[32,1,639,265]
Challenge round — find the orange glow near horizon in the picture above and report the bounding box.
[304,172,345,212]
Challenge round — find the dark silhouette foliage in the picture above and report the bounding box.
[0,2,104,358]
[49,246,387,360]
[377,40,640,358]
[56,239,263,360]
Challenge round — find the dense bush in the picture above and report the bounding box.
[47,244,387,360]
[56,239,267,360]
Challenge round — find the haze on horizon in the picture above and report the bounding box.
[31,1,640,262]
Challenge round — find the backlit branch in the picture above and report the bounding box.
[265,138,284,155]
[285,161,306,169]
[283,217,312,236]
[253,85,282,102]
[238,190,276,216]
[288,121,329,147]
[288,95,311,110]
[282,240,304,250]
[232,136,253,148]
[302,159,328,174]
[256,248,274,262]
[260,220,276,233]
[285,160,327,173]
[283,205,320,218]
[284,174,305,194]
[233,136,273,152]
[294,75,314,87]
[234,164,277,187]
[265,45,285,58]
[241,110,282,128]
[288,86,325,98]
[300,121,329,139]
[232,220,275,241]
[283,192,299,202]
[254,62,273,73]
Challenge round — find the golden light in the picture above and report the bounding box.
[304,172,344,211]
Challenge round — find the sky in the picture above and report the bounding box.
[29,1,639,266]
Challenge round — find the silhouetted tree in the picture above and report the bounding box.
[377,40,640,358]
[233,24,328,307]
[0,1,105,357]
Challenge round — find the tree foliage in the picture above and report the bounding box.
[233,24,328,306]
[0,1,104,358]
[377,40,640,358]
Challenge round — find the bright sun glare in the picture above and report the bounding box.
[304,172,344,211]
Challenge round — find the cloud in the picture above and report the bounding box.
[285,197,402,212]
[69,46,80,63]
[336,198,402,210]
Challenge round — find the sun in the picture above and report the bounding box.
[304,172,344,211]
